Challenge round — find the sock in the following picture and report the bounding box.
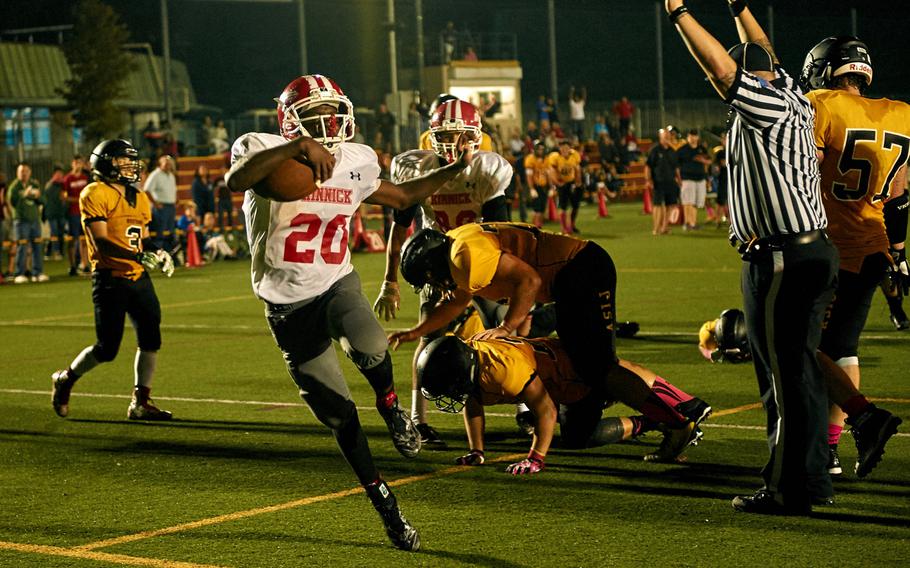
[134,350,157,388]
[828,424,843,446]
[652,376,694,406]
[841,394,871,418]
[412,388,428,424]
[377,391,398,412]
[886,293,903,314]
[360,352,394,398]
[134,385,152,404]
[70,346,100,378]
[639,392,688,427]
[630,415,659,437]
[333,411,379,485]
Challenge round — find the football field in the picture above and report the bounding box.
[1,202,908,567]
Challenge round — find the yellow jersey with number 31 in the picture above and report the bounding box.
[80,181,151,280]
[807,89,910,273]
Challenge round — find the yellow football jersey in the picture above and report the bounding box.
[80,182,151,280]
[546,150,581,185]
[447,222,588,301]
[523,154,550,187]
[418,130,494,153]
[807,89,910,273]
[469,337,589,406]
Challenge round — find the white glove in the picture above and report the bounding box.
[138,250,175,278]
[373,280,400,321]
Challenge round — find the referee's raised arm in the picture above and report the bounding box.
[664,0,839,517]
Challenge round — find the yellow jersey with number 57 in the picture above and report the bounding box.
[807,89,910,273]
[80,181,151,280]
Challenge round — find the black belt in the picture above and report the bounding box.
[737,229,826,259]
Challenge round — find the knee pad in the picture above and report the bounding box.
[290,353,356,430]
[345,346,387,371]
[91,343,119,363]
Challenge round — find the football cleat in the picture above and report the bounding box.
[890,308,910,330]
[515,410,536,437]
[643,421,702,463]
[847,404,902,478]
[127,398,173,421]
[732,489,811,516]
[827,444,842,476]
[415,423,447,450]
[675,397,712,426]
[378,401,421,459]
[51,369,76,418]
[366,480,420,552]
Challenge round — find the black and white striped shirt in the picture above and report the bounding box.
[725,66,827,243]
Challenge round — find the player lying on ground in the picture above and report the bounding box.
[418,335,711,470]
[390,222,712,457]
[52,139,175,421]
[225,74,478,552]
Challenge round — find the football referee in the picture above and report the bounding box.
[666,0,837,515]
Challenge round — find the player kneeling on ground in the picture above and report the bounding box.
[418,335,711,471]
[52,139,175,421]
[225,73,479,552]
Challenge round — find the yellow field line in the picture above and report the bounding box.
[711,402,763,417]
[75,453,525,552]
[0,540,224,568]
[11,295,251,325]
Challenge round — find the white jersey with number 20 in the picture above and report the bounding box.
[231,132,380,304]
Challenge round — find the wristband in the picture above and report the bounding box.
[497,321,516,334]
[668,5,689,24]
[728,0,748,17]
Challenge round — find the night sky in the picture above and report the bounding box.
[3,0,907,115]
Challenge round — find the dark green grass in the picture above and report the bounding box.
[1,202,908,567]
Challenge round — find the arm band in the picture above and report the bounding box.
[884,193,909,245]
[668,5,689,24]
[728,0,748,17]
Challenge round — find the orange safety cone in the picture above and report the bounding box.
[642,185,653,214]
[185,223,203,268]
[547,193,558,222]
[597,190,609,218]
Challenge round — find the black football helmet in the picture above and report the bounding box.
[90,139,142,185]
[800,36,873,92]
[400,229,455,290]
[428,93,458,117]
[416,336,478,413]
[714,308,751,363]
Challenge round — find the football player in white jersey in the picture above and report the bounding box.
[371,98,527,447]
[225,74,472,552]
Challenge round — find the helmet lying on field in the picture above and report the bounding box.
[416,336,478,413]
[698,308,751,363]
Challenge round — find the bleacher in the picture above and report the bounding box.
[582,138,653,200]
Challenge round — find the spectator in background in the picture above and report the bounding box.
[592,114,610,139]
[375,102,396,153]
[568,86,587,140]
[7,162,47,283]
[536,95,552,124]
[676,129,711,231]
[214,176,233,231]
[612,96,635,137]
[191,164,215,218]
[160,120,178,157]
[142,120,163,161]
[645,128,681,236]
[201,211,237,261]
[442,21,457,63]
[211,120,230,154]
[145,155,178,253]
[43,163,68,261]
[713,132,729,226]
[598,132,623,175]
[622,126,640,162]
[665,124,685,150]
[200,116,215,154]
[63,155,91,276]
[508,128,525,158]
[526,121,539,144]
[462,46,478,61]
[546,96,560,125]
[0,170,12,278]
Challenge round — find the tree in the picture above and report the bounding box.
[60,0,134,144]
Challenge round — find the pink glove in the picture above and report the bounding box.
[455,449,485,466]
[505,455,545,475]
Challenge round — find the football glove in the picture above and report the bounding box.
[890,247,909,296]
[138,250,175,278]
[455,449,485,466]
[373,280,400,321]
[505,455,544,476]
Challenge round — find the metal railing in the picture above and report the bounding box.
[427,31,517,65]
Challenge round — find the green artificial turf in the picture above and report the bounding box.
[1,202,907,567]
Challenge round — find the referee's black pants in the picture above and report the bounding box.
[741,235,837,506]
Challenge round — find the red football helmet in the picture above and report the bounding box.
[275,74,355,153]
[429,99,482,163]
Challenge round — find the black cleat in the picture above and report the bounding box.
[616,321,640,338]
[848,404,902,478]
[676,397,712,426]
[890,308,910,330]
[366,480,420,552]
[415,423,447,450]
[827,444,842,476]
[643,421,702,463]
[378,400,421,459]
[732,489,811,516]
